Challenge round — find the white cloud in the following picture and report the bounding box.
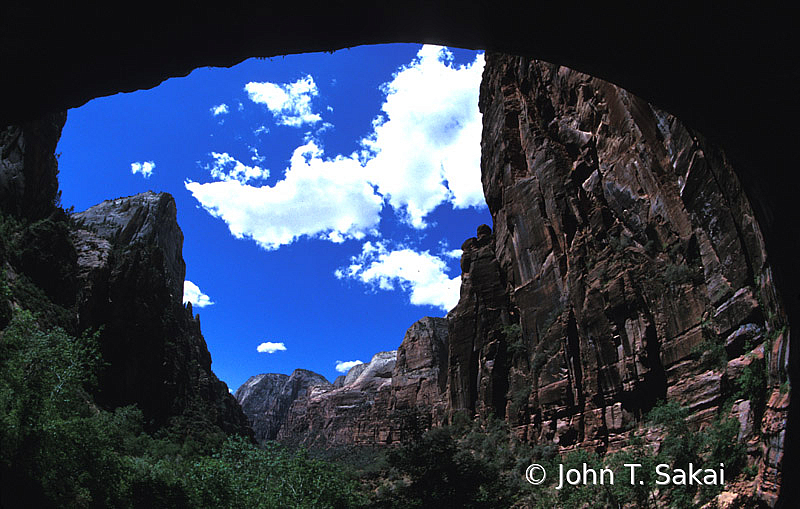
[249,147,266,164]
[210,103,229,116]
[185,141,383,250]
[338,241,461,312]
[131,161,155,179]
[257,342,287,354]
[204,152,269,184]
[437,239,462,259]
[335,360,363,373]
[183,280,214,308]
[187,46,486,251]
[362,45,485,227]
[245,75,322,127]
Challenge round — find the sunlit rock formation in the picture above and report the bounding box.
[236,370,332,442]
[236,317,450,447]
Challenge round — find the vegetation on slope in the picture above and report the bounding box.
[0,310,364,508]
[1,209,363,508]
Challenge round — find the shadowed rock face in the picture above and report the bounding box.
[71,191,250,436]
[0,112,65,221]
[0,125,252,439]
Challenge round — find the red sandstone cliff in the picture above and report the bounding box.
[460,54,789,505]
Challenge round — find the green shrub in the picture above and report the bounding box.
[663,262,701,287]
[504,324,526,356]
[736,355,768,425]
[507,386,531,416]
[0,310,366,508]
[644,400,746,507]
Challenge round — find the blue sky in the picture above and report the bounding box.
[56,44,491,390]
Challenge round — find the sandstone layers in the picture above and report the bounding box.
[467,54,789,504]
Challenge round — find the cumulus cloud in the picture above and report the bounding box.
[131,161,155,179]
[183,280,214,308]
[187,45,486,251]
[362,45,485,227]
[204,152,269,184]
[245,75,322,127]
[185,141,383,250]
[257,342,287,354]
[335,360,363,373]
[336,241,461,312]
[210,103,229,116]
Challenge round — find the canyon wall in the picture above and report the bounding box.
[458,54,789,504]
[72,192,251,436]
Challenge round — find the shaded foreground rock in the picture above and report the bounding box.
[0,112,65,221]
[71,192,251,436]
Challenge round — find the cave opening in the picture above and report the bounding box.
[3,8,798,504]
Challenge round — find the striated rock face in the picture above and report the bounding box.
[235,370,331,442]
[73,192,185,300]
[235,317,449,447]
[457,54,789,503]
[448,224,513,418]
[277,350,397,447]
[71,191,250,436]
[390,316,449,420]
